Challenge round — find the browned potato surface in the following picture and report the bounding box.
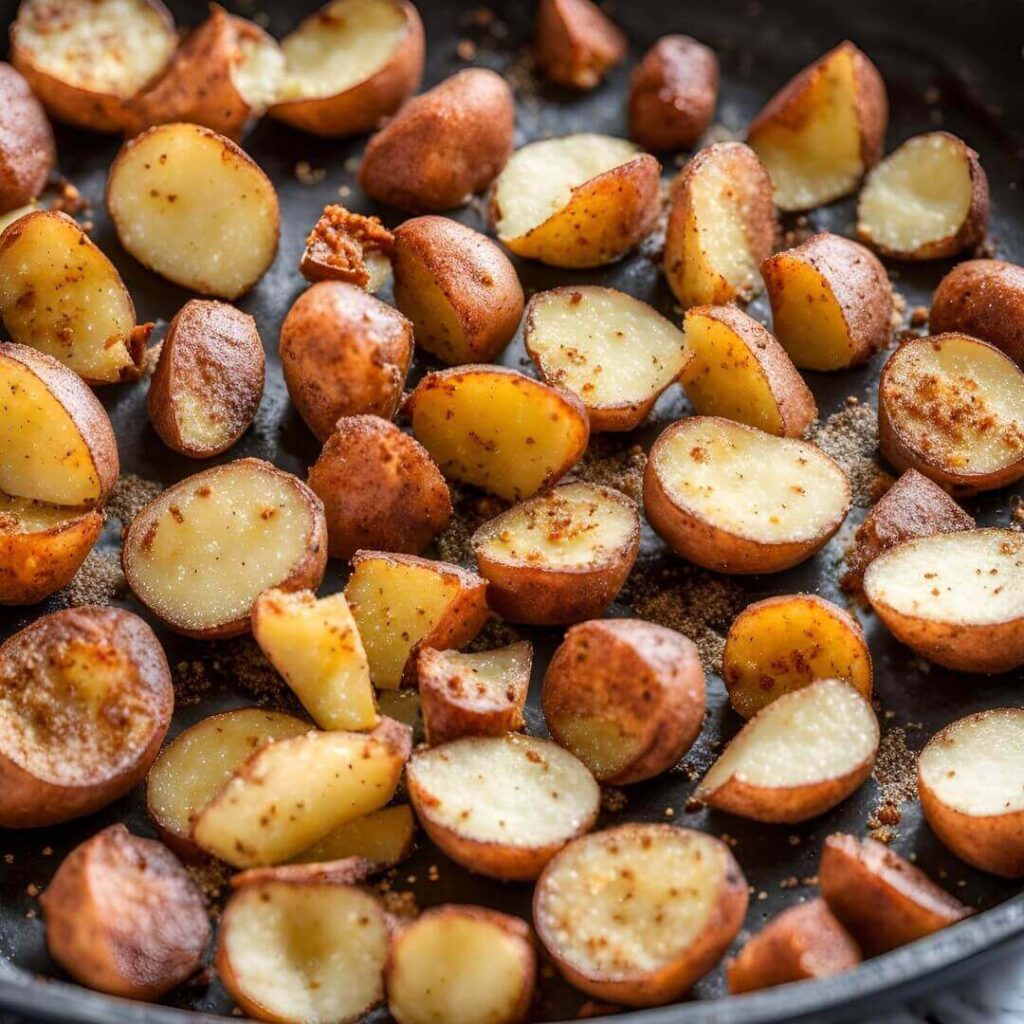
[535,0,625,90]
[300,203,394,290]
[228,855,378,891]
[289,804,416,868]
[0,61,54,213]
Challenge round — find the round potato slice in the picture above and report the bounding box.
[643,416,851,574]
[406,733,600,881]
[535,0,626,91]
[0,62,54,213]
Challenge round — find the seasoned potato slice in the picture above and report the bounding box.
[300,204,394,290]
[0,607,172,827]
[535,824,747,1006]
[0,62,54,213]
[644,416,850,574]
[407,734,599,881]
[535,0,625,90]
[863,529,1024,674]
[122,459,327,639]
[747,41,887,211]
[290,804,415,868]
[107,122,280,299]
[492,134,661,268]
[344,551,489,689]
[695,678,879,823]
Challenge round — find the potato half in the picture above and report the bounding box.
[0,201,38,234]
[492,134,661,268]
[300,204,394,290]
[122,459,327,639]
[107,122,280,299]
[290,803,415,868]
[644,416,850,574]
[0,62,54,213]
[534,824,747,1006]
[695,678,879,823]
[863,529,1024,674]
[407,733,599,881]
[747,41,887,211]
[535,0,626,91]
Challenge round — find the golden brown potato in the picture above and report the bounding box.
[123,459,327,639]
[42,826,209,1000]
[280,281,413,442]
[0,62,54,213]
[392,216,524,365]
[229,855,378,891]
[762,231,892,371]
[535,0,625,91]
[858,132,989,260]
[358,68,514,212]
[0,607,172,827]
[535,824,747,1007]
[299,204,394,290]
[289,804,415,868]
[747,40,887,211]
[147,299,264,458]
[270,0,424,138]
[0,201,37,233]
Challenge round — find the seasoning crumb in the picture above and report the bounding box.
[433,485,508,568]
[56,549,127,608]
[909,305,929,328]
[184,860,230,905]
[808,399,893,507]
[107,473,163,525]
[295,161,326,185]
[601,788,628,813]
[568,440,646,504]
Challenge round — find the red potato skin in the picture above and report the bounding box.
[230,856,377,890]
[0,62,55,213]
[535,0,626,91]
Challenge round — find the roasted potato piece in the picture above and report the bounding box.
[493,134,660,268]
[695,678,879,823]
[0,607,172,827]
[344,551,489,689]
[472,483,639,624]
[42,826,209,1000]
[747,41,887,211]
[0,201,37,233]
[407,734,599,881]
[290,804,415,868]
[878,334,1024,494]
[122,459,327,639]
[280,281,413,442]
[857,132,989,260]
[107,122,280,299]
[359,68,514,212]
[300,204,394,290]
[762,231,892,370]
[229,855,377,890]
[0,62,54,213]
[863,529,1024,674]
[681,305,816,437]
[271,0,424,138]
[525,286,690,431]
[644,416,850,574]
[535,0,625,91]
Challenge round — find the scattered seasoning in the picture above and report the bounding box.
[173,660,213,707]
[909,305,929,328]
[107,473,163,526]
[868,727,918,841]
[467,619,523,651]
[142,339,163,377]
[457,38,477,60]
[807,397,893,507]
[294,162,326,185]
[184,860,230,908]
[601,788,628,813]
[209,638,298,711]
[890,288,908,334]
[379,887,418,920]
[433,484,507,568]
[56,549,127,608]
[568,440,647,504]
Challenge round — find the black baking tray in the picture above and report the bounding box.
[1,0,1023,1021]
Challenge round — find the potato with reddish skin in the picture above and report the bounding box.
[289,804,416,869]
[535,0,626,90]
[0,62,54,213]
[229,856,377,891]
[300,204,394,290]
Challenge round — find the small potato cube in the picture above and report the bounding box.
[300,203,394,290]
[535,0,625,91]
[290,804,415,868]
[0,62,54,213]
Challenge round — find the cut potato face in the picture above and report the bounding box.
[695,678,879,823]
[300,204,395,289]
[407,734,600,881]
[290,804,415,868]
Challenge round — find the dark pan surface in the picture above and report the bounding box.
[1,0,1024,1021]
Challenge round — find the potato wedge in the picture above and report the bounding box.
[417,643,531,745]
[0,607,172,827]
[107,122,280,299]
[747,41,887,211]
[407,734,599,881]
[524,286,690,432]
[664,143,776,309]
[681,305,816,437]
[695,678,879,823]
[122,459,327,639]
[471,482,639,624]
[42,826,209,1000]
[878,334,1024,494]
[280,281,413,442]
[863,529,1024,674]
[492,134,661,268]
[543,619,705,785]
[762,231,892,370]
[290,804,415,868]
[722,594,872,719]
[0,62,54,213]
[644,416,850,574]
[857,132,989,260]
[300,204,394,290]
[271,0,425,138]
[534,824,747,1006]
[407,366,589,502]
[359,68,514,212]
[252,588,378,731]
[387,905,536,1024]
[535,0,625,91]
[344,551,489,689]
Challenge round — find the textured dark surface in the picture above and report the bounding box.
[1,0,1024,1022]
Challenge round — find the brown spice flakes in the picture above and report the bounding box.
[184,860,230,906]
[567,439,646,504]
[173,660,213,707]
[300,204,394,287]
[107,473,163,526]
[56,549,127,608]
[433,483,508,568]
[294,161,326,185]
[601,787,628,813]
[807,397,893,507]
[869,726,918,839]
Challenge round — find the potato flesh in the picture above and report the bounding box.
[173,391,234,452]
[0,494,90,533]
[0,204,37,234]
[422,644,530,706]
[549,716,641,778]
[290,804,414,865]
[233,29,285,111]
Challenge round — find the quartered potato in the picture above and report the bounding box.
[290,803,415,868]
[644,416,850,574]
[535,0,625,91]
[472,482,639,624]
[534,825,747,1007]
[0,62,54,213]
[524,286,690,431]
[300,204,394,290]
[492,134,661,268]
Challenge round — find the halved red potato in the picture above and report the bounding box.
[300,204,394,290]
[122,459,328,639]
[492,134,661,268]
[695,678,879,823]
[406,733,599,881]
[534,824,747,1007]
[535,0,625,91]
[643,416,850,574]
[857,132,989,260]
[290,804,415,868]
[0,62,54,213]
[747,41,887,211]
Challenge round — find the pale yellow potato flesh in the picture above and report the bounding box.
[233,26,285,111]
[0,203,37,234]
[0,493,90,532]
[290,804,415,866]
[551,716,642,780]
[420,645,531,701]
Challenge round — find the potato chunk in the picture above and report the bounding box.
[535,0,625,90]
[290,804,415,868]
[0,62,54,213]
[300,204,394,289]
